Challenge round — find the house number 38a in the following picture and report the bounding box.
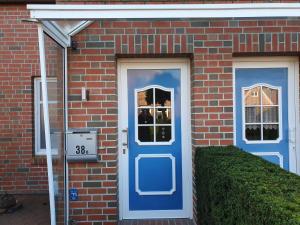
[75,145,88,154]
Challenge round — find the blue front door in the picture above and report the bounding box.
[126,68,183,216]
[235,67,289,170]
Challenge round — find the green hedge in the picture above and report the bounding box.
[195,146,300,225]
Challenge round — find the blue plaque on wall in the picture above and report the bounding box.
[69,188,78,201]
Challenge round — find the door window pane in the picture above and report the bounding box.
[138,126,154,142]
[156,126,171,142]
[245,107,261,123]
[244,86,261,105]
[136,86,173,144]
[138,89,153,107]
[155,88,171,107]
[243,84,280,142]
[263,124,279,140]
[156,108,171,124]
[262,87,278,105]
[263,107,278,123]
[138,108,154,124]
[245,124,261,140]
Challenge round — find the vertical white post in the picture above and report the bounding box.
[64,47,69,224]
[38,24,56,225]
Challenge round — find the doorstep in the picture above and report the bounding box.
[118,219,195,225]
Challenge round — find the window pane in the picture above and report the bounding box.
[244,87,261,106]
[40,106,46,149]
[245,107,261,123]
[137,89,153,107]
[138,126,154,142]
[138,108,154,124]
[263,124,279,140]
[40,81,58,102]
[156,126,171,142]
[263,106,278,123]
[245,124,261,140]
[156,108,171,124]
[155,88,171,107]
[40,105,59,149]
[262,87,278,105]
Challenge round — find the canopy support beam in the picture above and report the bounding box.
[37,24,56,225]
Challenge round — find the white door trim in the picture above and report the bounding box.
[117,58,192,219]
[233,57,299,174]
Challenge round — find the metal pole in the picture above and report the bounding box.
[37,24,56,225]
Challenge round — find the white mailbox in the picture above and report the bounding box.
[66,130,98,162]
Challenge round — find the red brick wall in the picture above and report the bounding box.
[0,4,49,194]
[67,18,300,224]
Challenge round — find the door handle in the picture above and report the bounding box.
[122,128,128,147]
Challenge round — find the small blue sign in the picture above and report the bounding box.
[69,188,78,201]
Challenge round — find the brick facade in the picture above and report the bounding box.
[0,4,49,194]
[1,1,300,225]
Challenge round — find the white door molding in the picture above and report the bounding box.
[117,58,193,219]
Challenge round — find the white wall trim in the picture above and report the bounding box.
[233,57,299,174]
[28,3,300,20]
[135,154,176,196]
[251,151,283,168]
[118,58,192,220]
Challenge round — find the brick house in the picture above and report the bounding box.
[1,0,300,224]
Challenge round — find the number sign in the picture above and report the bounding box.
[66,131,97,162]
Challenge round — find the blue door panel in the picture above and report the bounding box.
[235,68,289,170]
[138,157,173,192]
[261,155,281,166]
[127,69,182,211]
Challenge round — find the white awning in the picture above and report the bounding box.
[27,3,300,46]
[28,3,300,20]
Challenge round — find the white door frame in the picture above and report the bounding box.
[233,57,300,175]
[117,58,193,219]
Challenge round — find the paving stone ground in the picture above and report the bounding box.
[0,194,50,225]
[0,194,194,225]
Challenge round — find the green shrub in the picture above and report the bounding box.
[195,146,300,225]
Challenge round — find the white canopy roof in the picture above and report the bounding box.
[28,3,300,46]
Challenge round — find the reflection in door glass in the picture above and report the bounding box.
[138,109,154,124]
[136,86,173,143]
[245,107,261,123]
[243,84,280,141]
[156,126,171,142]
[155,88,171,107]
[155,109,171,124]
[244,86,261,105]
[262,87,278,105]
[245,124,261,140]
[263,124,279,140]
[138,126,154,142]
[138,89,153,107]
[263,107,278,123]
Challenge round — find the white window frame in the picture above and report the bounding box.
[242,83,282,144]
[135,85,175,146]
[34,77,58,155]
